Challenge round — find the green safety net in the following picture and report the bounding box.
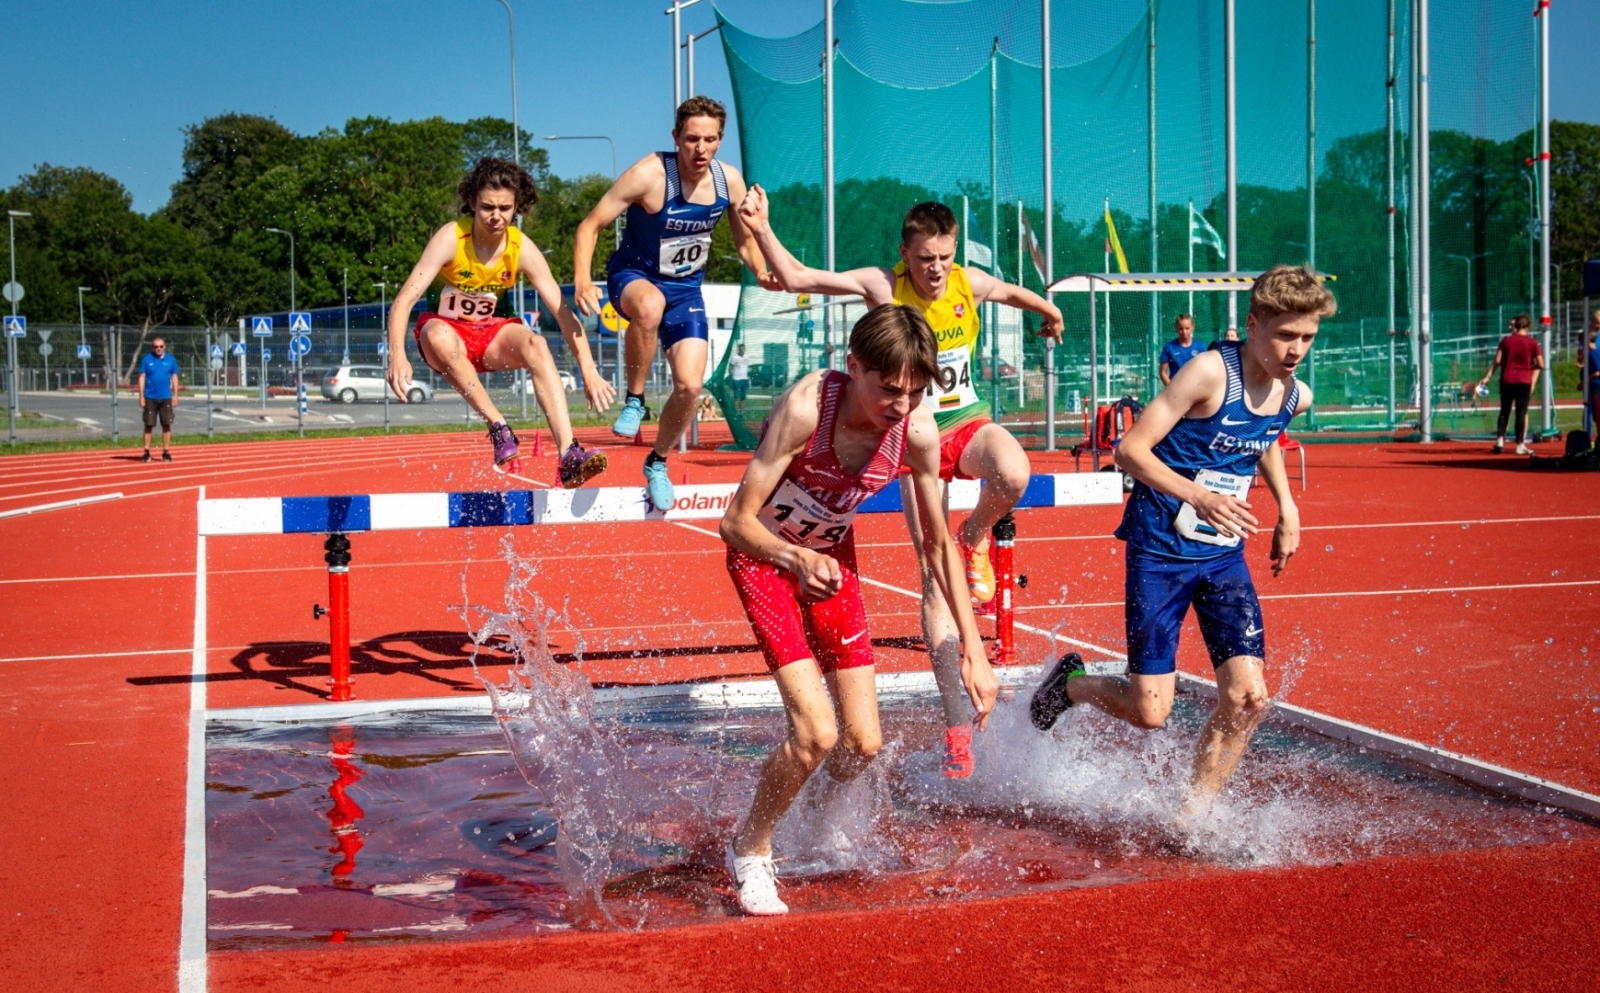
[703,0,1542,447]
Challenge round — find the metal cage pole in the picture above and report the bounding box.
[823,0,836,371]
[1417,0,1433,442]
[1043,0,1056,450]
[1224,0,1239,334]
[1386,0,1397,428]
[1307,0,1317,273]
[1148,1,1159,391]
[1536,0,1553,437]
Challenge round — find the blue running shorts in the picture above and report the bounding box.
[607,268,709,352]
[1123,546,1265,675]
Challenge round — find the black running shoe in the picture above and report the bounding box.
[1030,652,1086,731]
[162,449,173,462]
[141,449,152,463]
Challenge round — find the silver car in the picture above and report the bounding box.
[321,365,433,404]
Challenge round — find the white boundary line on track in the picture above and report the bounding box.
[178,486,207,993]
[0,647,192,664]
[0,491,123,520]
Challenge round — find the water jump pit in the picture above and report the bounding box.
[204,645,1596,948]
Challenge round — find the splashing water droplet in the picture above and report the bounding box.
[1324,545,1333,553]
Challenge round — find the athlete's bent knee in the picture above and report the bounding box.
[672,375,704,398]
[1131,698,1171,730]
[791,724,839,769]
[838,727,882,761]
[631,296,665,328]
[523,332,552,363]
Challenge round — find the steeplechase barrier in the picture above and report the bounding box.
[198,472,1124,700]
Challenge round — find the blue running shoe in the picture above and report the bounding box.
[643,457,675,512]
[612,396,648,438]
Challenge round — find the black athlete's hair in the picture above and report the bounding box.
[458,157,538,215]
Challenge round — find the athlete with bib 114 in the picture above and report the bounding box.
[1030,264,1334,825]
[739,189,1062,780]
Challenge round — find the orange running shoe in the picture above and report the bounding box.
[942,724,975,779]
[959,531,995,604]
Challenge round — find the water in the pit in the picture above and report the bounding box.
[205,687,1594,948]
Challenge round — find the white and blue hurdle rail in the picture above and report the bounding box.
[197,472,1123,699]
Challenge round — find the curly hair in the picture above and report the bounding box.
[458,157,538,214]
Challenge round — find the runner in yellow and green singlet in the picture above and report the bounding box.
[738,194,1064,780]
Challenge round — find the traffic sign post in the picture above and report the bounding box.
[76,344,91,359]
[3,315,24,337]
[251,316,273,338]
[289,312,312,333]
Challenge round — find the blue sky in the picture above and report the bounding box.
[3,1,1596,215]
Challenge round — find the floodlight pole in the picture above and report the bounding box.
[1224,0,1238,335]
[685,23,720,98]
[1307,0,1317,272]
[7,210,30,446]
[1536,0,1552,437]
[1385,0,1396,427]
[1416,0,1433,442]
[1042,0,1056,451]
[666,0,705,111]
[824,0,836,371]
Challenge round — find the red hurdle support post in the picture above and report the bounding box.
[323,533,353,701]
[991,513,1018,667]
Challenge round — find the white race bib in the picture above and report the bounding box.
[1173,469,1252,547]
[438,286,499,322]
[757,477,855,550]
[658,233,711,277]
[920,345,980,414]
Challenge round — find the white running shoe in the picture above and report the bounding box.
[1515,442,1532,455]
[726,843,788,916]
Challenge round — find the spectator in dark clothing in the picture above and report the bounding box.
[1478,314,1544,454]
[1585,313,1599,436]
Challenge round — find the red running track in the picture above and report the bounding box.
[0,430,1597,990]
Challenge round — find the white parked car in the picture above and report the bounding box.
[321,365,433,404]
[513,371,578,394]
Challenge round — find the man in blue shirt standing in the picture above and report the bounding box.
[137,336,180,462]
[1158,314,1204,388]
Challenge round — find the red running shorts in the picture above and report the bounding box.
[413,313,520,374]
[726,531,874,674]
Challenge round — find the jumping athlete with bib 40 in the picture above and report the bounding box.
[719,303,992,916]
[1030,265,1333,820]
[573,96,778,510]
[386,157,613,486]
[739,191,1063,779]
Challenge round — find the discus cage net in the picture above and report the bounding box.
[701,0,1561,448]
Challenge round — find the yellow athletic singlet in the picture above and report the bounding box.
[892,261,986,432]
[435,220,524,322]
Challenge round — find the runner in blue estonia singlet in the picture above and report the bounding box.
[606,152,729,350]
[1113,340,1304,674]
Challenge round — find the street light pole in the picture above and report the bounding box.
[342,267,350,365]
[78,286,91,387]
[7,210,32,446]
[375,281,391,432]
[664,0,706,111]
[265,227,300,434]
[1445,252,1489,341]
[685,23,721,98]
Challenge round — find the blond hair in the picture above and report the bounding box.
[1249,264,1337,320]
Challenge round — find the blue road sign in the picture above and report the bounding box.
[230,342,246,357]
[209,344,224,359]
[251,316,273,337]
[76,344,91,360]
[261,348,272,363]
[3,315,25,337]
[376,342,389,356]
[289,311,312,333]
[522,311,539,327]
[289,334,311,358]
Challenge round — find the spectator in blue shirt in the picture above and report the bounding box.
[1158,314,1204,388]
[1585,314,1599,437]
[137,336,180,462]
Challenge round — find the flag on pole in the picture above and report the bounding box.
[1190,203,1226,259]
[964,204,994,270]
[1020,210,1047,285]
[1103,203,1130,274]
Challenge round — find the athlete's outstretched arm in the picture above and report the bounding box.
[573,154,663,316]
[1114,352,1260,540]
[521,240,616,413]
[720,374,843,601]
[964,268,1064,341]
[904,408,997,729]
[385,223,459,403]
[719,167,781,291]
[736,185,893,302]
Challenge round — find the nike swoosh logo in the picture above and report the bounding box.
[841,630,867,645]
[1243,625,1262,637]
[1220,415,1251,426]
[666,206,694,215]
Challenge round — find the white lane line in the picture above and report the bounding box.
[179,487,207,992]
[0,648,191,664]
[1011,577,1600,612]
[1304,514,1600,531]
[0,491,123,520]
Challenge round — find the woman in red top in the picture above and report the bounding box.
[1479,314,1545,454]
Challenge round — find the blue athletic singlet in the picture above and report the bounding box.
[608,152,729,285]
[1115,340,1303,561]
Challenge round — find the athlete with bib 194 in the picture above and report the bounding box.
[385,157,614,487]
[718,303,991,916]
[572,97,779,512]
[1030,264,1334,825]
[738,190,1062,780]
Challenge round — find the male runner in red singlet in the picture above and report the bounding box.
[386,157,614,485]
[719,303,994,916]
[738,189,1061,778]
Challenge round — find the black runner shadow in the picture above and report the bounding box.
[127,632,949,700]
